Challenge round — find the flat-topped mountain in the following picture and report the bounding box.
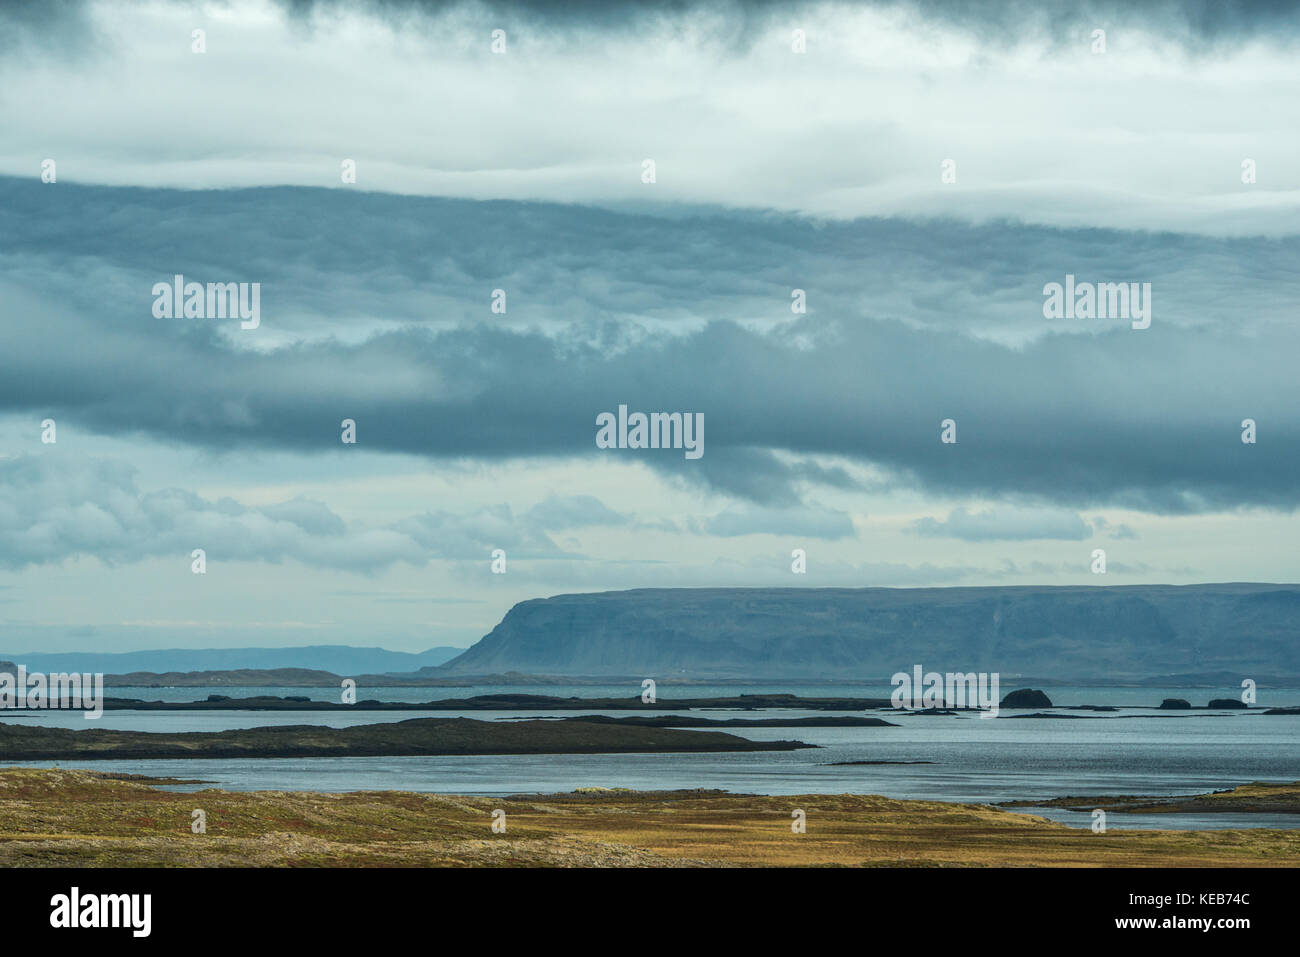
[440,584,1300,680]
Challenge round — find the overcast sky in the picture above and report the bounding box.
[1,0,1297,652]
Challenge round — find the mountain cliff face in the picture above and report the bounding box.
[441,584,1300,679]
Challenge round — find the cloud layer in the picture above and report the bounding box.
[2,0,1297,234]
[3,178,1296,515]
[1,1,1296,650]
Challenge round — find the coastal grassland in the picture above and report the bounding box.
[0,769,1295,867]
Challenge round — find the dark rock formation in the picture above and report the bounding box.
[83,692,891,713]
[1207,698,1249,709]
[560,714,897,729]
[999,688,1053,708]
[1159,698,1192,709]
[0,717,813,760]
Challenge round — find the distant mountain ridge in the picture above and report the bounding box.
[0,645,465,676]
[439,584,1300,680]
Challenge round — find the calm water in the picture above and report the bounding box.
[5,686,1298,831]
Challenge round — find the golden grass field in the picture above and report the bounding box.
[0,768,1296,867]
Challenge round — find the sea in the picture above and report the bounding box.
[4,683,1298,831]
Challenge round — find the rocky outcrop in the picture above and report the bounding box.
[0,717,813,760]
[560,715,897,728]
[1159,698,1192,709]
[81,692,892,712]
[999,688,1053,708]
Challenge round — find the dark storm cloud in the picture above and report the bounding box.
[294,0,1300,43]
[3,177,1298,515]
[0,0,93,53]
[7,0,1300,50]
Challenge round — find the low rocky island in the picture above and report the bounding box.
[7,690,1287,717]
[0,717,813,760]
[556,714,897,728]
[61,692,894,712]
[997,781,1300,816]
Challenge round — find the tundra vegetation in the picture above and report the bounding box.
[0,770,1295,868]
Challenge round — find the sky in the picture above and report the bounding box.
[0,0,1297,653]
